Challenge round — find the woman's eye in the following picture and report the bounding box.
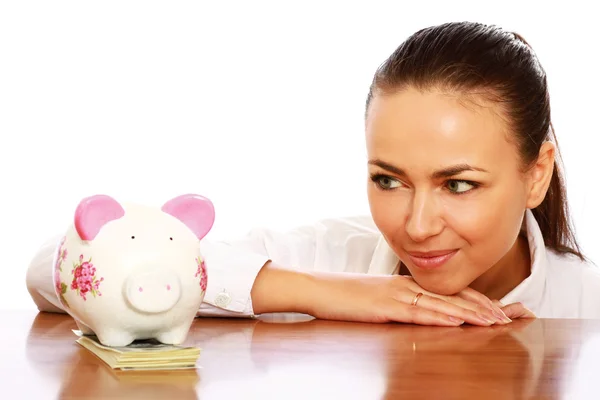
[374,176,401,190]
[446,180,475,194]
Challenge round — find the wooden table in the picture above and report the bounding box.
[5,310,600,399]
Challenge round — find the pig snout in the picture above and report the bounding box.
[124,270,182,313]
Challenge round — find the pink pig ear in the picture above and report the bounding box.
[74,195,126,241]
[161,194,215,240]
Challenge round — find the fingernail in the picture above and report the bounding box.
[477,314,495,325]
[448,316,464,324]
[491,310,507,323]
[490,305,509,322]
[493,309,512,323]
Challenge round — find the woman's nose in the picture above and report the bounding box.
[404,190,444,242]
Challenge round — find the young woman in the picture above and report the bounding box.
[26,21,600,327]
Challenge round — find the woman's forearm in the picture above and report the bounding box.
[250,261,319,315]
[249,260,512,326]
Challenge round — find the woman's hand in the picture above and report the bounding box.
[304,272,512,326]
[251,262,513,327]
[492,300,536,319]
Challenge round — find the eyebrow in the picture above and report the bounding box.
[368,159,489,179]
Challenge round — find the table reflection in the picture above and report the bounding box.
[22,312,600,399]
[25,312,200,399]
[247,317,539,399]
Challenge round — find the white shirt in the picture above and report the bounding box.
[25,210,600,319]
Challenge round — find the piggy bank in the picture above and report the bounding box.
[52,193,214,347]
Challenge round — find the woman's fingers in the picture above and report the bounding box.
[500,302,536,319]
[386,299,466,327]
[413,293,496,326]
[455,288,512,323]
[400,278,508,324]
[403,283,509,324]
[393,291,495,327]
[457,286,500,310]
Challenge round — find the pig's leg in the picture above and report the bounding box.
[94,328,136,347]
[156,320,193,345]
[75,319,95,336]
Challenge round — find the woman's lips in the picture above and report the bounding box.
[406,249,459,270]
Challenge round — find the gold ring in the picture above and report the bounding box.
[411,292,423,306]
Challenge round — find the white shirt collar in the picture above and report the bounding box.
[367,209,547,308]
[499,209,547,309]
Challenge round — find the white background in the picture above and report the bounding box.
[1,1,598,310]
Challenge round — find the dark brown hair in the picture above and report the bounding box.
[366,21,584,261]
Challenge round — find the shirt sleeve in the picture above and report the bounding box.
[25,215,382,318]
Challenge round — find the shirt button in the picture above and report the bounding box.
[215,292,232,308]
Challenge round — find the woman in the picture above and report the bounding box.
[26,21,599,327]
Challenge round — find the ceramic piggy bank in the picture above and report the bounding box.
[52,193,214,347]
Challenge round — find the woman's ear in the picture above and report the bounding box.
[525,141,555,209]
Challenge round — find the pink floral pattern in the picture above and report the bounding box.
[54,236,69,308]
[71,254,104,300]
[195,256,207,291]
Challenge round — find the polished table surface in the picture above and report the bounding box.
[5,310,600,399]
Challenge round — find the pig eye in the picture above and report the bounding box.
[169,237,173,241]
[131,236,135,239]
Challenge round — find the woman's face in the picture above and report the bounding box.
[365,87,539,295]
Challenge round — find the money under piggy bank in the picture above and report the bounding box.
[52,193,214,347]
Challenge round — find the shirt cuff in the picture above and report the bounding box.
[199,241,270,316]
[26,233,66,314]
